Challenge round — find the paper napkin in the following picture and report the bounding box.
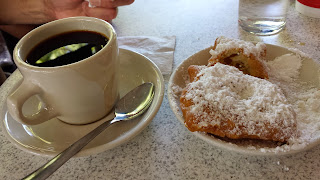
[118,36,176,75]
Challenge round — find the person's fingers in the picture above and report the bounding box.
[83,2,118,21]
[89,0,134,8]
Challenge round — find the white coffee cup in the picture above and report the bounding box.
[7,17,119,125]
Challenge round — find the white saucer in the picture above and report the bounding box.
[0,48,164,157]
[168,44,320,156]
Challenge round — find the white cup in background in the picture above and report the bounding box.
[295,0,320,18]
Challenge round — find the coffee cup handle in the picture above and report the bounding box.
[6,81,58,125]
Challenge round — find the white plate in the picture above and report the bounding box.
[0,48,164,157]
[168,44,320,156]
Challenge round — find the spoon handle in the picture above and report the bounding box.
[23,119,117,180]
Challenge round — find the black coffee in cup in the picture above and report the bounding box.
[26,30,108,67]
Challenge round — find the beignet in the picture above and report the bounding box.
[208,36,268,79]
[180,63,297,142]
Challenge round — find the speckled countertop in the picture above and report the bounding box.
[1,0,320,179]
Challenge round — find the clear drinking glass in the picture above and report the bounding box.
[238,0,289,35]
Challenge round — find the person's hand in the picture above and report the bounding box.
[0,0,134,38]
[0,0,134,25]
[48,0,134,22]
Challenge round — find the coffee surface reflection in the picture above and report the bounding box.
[26,31,109,67]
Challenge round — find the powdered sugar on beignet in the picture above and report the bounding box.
[209,36,267,61]
[180,63,297,142]
[208,36,268,79]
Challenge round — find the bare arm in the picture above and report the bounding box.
[0,0,53,25]
[0,0,134,25]
[0,0,134,38]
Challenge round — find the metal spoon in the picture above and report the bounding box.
[23,82,155,180]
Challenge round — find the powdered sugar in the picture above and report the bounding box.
[265,53,320,153]
[183,63,296,142]
[209,36,266,60]
[266,54,302,82]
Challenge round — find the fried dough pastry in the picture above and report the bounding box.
[208,36,268,79]
[187,65,205,82]
[180,63,297,143]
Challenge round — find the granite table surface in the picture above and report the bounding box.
[1,0,320,179]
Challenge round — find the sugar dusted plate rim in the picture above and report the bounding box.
[167,44,320,156]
